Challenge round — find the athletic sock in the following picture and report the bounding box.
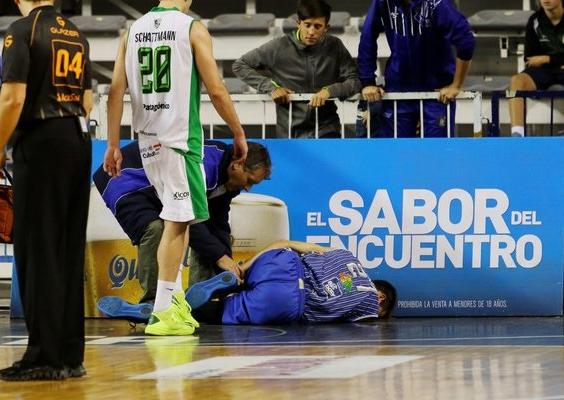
[153,280,176,312]
[511,126,524,137]
[174,264,184,293]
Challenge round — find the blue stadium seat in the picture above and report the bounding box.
[282,12,351,34]
[207,13,275,35]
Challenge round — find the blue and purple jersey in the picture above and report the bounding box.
[301,249,379,322]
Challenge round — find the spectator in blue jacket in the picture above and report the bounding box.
[93,140,271,306]
[358,0,475,137]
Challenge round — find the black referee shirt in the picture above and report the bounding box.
[2,5,92,125]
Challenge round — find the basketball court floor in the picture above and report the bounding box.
[0,313,563,399]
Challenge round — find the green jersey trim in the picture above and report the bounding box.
[150,7,180,12]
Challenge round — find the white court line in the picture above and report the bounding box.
[133,355,423,380]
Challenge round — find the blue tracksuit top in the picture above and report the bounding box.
[358,0,475,91]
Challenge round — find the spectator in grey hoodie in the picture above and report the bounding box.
[232,0,361,138]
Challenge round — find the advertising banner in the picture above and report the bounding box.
[15,138,555,318]
[246,138,564,316]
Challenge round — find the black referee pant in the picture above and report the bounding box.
[13,117,91,368]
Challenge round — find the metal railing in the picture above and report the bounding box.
[96,90,483,139]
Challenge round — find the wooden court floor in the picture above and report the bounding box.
[0,313,563,400]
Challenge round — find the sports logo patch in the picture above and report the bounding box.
[4,35,13,48]
[339,272,354,293]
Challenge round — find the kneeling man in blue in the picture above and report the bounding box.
[189,241,397,324]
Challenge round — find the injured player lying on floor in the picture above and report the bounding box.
[98,240,397,325]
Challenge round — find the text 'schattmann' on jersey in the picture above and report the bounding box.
[1,6,91,124]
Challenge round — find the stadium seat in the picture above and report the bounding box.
[468,10,534,33]
[207,13,275,35]
[463,76,511,92]
[69,15,126,36]
[0,16,19,36]
[282,12,351,34]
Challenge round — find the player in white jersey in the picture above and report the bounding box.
[103,0,248,336]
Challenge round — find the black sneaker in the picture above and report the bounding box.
[66,364,87,378]
[0,365,68,381]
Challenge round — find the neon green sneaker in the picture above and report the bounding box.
[144,302,196,336]
[172,291,200,329]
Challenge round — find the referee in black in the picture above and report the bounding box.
[0,0,92,381]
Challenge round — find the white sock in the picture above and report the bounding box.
[153,280,176,312]
[174,264,184,293]
[511,126,524,137]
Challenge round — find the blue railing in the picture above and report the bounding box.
[488,90,564,137]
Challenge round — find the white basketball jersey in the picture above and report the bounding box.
[126,8,202,155]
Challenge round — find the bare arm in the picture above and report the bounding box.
[190,22,247,161]
[239,240,333,272]
[438,58,471,103]
[83,89,93,118]
[103,33,128,177]
[0,83,26,152]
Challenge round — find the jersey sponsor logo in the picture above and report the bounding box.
[143,102,171,112]
[134,31,177,43]
[323,278,343,298]
[56,92,81,102]
[140,143,161,159]
[137,130,158,137]
[173,191,190,200]
[4,35,13,48]
[56,16,66,27]
[50,26,79,38]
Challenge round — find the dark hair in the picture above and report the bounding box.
[296,0,332,23]
[244,142,272,179]
[372,280,397,319]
